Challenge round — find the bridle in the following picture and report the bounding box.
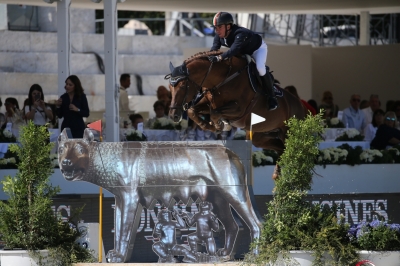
[165,56,249,111]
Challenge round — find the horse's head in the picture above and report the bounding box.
[166,62,195,122]
[165,51,226,122]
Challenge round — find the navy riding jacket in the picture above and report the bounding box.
[210,24,262,60]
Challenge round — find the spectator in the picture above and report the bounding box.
[284,85,316,115]
[119,73,131,111]
[362,94,381,126]
[129,113,144,130]
[371,111,400,150]
[24,84,54,126]
[3,97,24,131]
[342,94,367,132]
[56,75,90,138]
[319,91,339,119]
[394,101,400,122]
[0,98,5,128]
[385,100,395,113]
[360,100,369,110]
[307,99,319,114]
[363,109,384,142]
[157,85,172,115]
[145,100,168,128]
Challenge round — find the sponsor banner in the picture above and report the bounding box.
[52,193,400,262]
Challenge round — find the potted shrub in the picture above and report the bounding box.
[349,220,400,266]
[245,114,359,266]
[0,121,94,266]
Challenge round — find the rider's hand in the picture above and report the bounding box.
[208,55,221,63]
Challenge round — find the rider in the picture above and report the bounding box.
[208,12,278,111]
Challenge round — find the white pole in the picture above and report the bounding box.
[360,11,370,46]
[57,0,71,128]
[104,0,119,142]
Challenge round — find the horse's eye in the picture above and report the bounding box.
[58,147,64,154]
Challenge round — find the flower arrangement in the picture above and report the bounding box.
[317,147,348,165]
[348,220,400,251]
[233,129,246,140]
[252,149,278,167]
[315,145,399,166]
[325,117,345,128]
[359,149,383,163]
[0,129,17,143]
[125,128,146,141]
[174,119,188,131]
[0,148,18,169]
[335,129,364,141]
[151,117,175,130]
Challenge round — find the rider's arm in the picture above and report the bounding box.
[210,34,222,51]
[220,32,248,60]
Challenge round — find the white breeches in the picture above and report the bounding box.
[252,41,268,76]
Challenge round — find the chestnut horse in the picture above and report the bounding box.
[167,51,306,177]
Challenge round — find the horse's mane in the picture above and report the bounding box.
[184,50,223,64]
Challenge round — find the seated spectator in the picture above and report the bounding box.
[342,94,367,132]
[307,99,319,114]
[24,84,54,126]
[146,100,169,128]
[284,85,316,115]
[363,109,384,142]
[360,100,369,110]
[319,91,339,119]
[362,94,381,126]
[3,98,24,132]
[0,98,5,128]
[129,113,144,130]
[385,100,395,113]
[371,111,400,150]
[157,85,172,116]
[394,101,400,122]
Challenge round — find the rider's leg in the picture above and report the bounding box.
[252,41,278,110]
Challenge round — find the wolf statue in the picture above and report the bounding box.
[58,128,261,263]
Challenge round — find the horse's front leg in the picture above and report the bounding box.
[210,101,241,132]
[187,99,217,132]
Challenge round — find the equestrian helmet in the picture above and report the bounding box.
[213,12,234,26]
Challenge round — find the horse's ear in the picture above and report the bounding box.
[169,62,174,73]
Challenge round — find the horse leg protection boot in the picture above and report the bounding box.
[260,73,278,111]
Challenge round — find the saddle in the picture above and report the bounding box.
[244,55,283,98]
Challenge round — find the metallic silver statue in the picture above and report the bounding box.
[58,128,261,263]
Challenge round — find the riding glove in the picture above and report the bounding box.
[208,55,221,63]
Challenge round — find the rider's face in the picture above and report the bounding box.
[215,24,230,38]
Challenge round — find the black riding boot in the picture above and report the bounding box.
[260,73,278,110]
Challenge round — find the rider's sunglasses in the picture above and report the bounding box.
[385,117,396,121]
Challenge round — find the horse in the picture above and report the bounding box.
[166,51,307,178]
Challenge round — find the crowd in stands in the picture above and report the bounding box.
[1,74,399,146]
